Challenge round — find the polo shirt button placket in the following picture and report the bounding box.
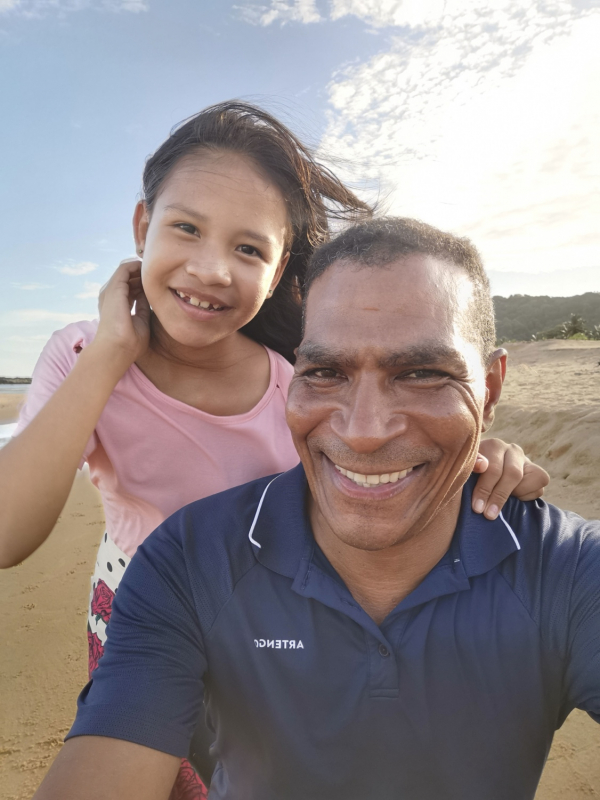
[367,636,398,698]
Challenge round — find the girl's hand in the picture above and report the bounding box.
[472,439,550,520]
[93,258,151,369]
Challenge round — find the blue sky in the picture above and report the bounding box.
[1,0,599,375]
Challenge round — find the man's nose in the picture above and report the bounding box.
[330,378,409,454]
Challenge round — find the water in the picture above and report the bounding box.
[0,383,30,394]
[0,422,17,449]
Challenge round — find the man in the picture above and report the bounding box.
[35,218,599,800]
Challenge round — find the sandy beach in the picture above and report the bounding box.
[0,394,25,425]
[1,340,599,799]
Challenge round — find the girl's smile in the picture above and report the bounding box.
[170,288,232,319]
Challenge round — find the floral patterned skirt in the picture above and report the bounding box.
[88,531,208,800]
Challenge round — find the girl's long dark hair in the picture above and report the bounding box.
[142,101,372,363]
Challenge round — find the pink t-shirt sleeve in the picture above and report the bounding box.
[15,320,100,467]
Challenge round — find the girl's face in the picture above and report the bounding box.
[134,150,290,351]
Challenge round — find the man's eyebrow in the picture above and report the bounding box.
[379,345,467,370]
[296,342,358,369]
[163,204,275,247]
[296,342,467,370]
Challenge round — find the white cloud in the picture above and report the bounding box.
[1,309,96,326]
[489,266,600,297]
[76,281,102,299]
[56,260,98,276]
[103,0,147,11]
[237,0,321,25]
[0,309,96,374]
[330,0,446,27]
[11,282,52,290]
[0,0,147,15]
[317,1,600,279]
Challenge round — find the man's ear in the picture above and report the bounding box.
[133,201,149,254]
[482,348,507,432]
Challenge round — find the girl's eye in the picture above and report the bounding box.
[237,244,262,258]
[176,223,198,235]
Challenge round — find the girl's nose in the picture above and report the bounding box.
[185,258,232,286]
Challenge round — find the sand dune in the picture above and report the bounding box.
[484,341,600,798]
[1,341,599,798]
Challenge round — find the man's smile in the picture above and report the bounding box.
[323,455,426,500]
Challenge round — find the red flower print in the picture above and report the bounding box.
[168,759,208,800]
[91,579,114,624]
[87,630,105,678]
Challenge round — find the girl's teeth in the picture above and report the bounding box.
[334,464,414,487]
[176,291,224,310]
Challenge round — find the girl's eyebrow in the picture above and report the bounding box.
[163,203,275,246]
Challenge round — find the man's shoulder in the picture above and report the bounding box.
[497,496,600,637]
[503,495,600,558]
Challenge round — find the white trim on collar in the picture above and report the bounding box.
[499,511,521,551]
[248,474,283,549]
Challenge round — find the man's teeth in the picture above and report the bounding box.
[334,464,415,488]
[175,290,224,310]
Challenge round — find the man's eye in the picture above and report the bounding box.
[305,368,339,380]
[237,244,262,258]
[401,369,449,381]
[176,223,198,235]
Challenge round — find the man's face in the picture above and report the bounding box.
[286,254,504,552]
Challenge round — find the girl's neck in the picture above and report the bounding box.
[135,314,272,416]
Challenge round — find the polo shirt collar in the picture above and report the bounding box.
[250,463,313,579]
[250,465,521,610]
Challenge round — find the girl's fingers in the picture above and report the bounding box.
[472,440,525,519]
[472,454,489,473]
[133,291,151,327]
[510,461,550,501]
[99,258,143,311]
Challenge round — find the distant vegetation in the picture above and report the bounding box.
[494,292,600,343]
[0,377,32,384]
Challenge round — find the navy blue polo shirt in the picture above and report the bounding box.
[68,464,600,799]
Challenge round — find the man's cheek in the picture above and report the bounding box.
[285,386,317,443]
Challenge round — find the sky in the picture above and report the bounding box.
[0,0,599,375]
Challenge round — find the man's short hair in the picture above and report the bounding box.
[303,217,497,362]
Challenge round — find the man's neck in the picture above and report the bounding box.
[310,497,463,626]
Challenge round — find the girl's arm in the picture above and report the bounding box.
[0,260,149,568]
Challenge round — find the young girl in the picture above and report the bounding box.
[0,102,548,799]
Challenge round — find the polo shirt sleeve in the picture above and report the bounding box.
[564,523,600,724]
[67,521,206,756]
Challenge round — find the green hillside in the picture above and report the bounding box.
[493,292,600,342]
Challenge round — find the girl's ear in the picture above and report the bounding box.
[133,201,150,254]
[269,251,291,294]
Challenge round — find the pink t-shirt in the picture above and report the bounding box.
[16,321,300,557]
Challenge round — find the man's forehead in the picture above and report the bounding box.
[304,256,472,318]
